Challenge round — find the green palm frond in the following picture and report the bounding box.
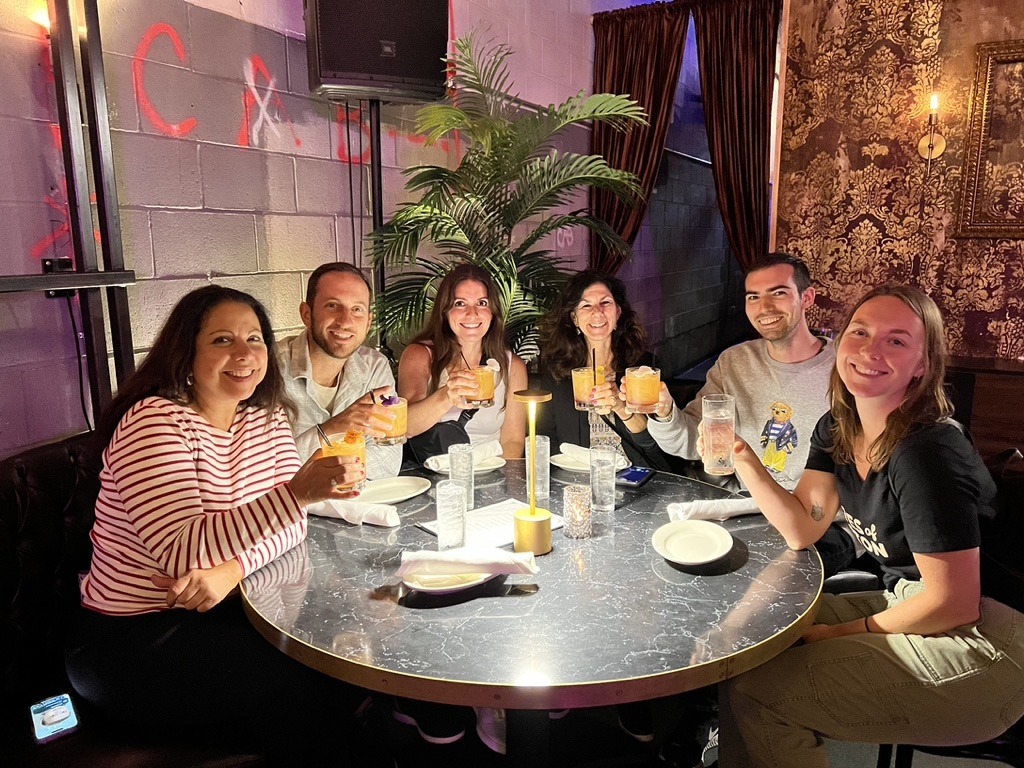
[370,30,648,358]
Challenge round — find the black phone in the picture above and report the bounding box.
[615,465,655,488]
[30,693,80,744]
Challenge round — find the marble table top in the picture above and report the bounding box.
[242,460,823,710]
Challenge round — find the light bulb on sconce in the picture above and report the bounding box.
[30,7,51,35]
[918,91,946,176]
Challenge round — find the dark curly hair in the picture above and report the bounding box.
[539,270,648,381]
[98,286,290,441]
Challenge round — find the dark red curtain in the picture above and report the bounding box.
[591,3,689,275]
[692,0,782,271]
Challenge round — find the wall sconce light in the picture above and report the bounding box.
[917,92,946,176]
[30,7,51,35]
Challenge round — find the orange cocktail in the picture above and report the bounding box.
[571,365,605,411]
[377,396,407,445]
[465,366,496,407]
[323,430,367,490]
[623,366,661,414]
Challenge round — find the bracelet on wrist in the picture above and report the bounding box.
[863,616,871,634]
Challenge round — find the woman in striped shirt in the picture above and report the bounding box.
[66,286,366,766]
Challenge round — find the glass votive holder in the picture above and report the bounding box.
[562,484,592,539]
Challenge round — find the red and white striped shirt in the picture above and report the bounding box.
[81,397,305,615]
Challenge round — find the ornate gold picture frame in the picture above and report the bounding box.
[954,39,1024,238]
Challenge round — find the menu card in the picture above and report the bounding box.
[419,498,564,549]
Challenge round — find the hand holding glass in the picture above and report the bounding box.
[701,394,735,476]
[322,431,367,490]
[623,366,661,414]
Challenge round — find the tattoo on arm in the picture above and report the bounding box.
[810,503,824,521]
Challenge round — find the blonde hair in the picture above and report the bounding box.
[828,284,953,470]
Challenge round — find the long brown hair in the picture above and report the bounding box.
[539,270,648,381]
[408,264,510,394]
[828,284,953,470]
[98,286,290,442]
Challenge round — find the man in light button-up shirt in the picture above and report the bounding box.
[277,262,401,479]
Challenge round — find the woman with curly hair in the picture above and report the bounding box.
[538,269,678,472]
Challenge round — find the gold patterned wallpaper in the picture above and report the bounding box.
[775,0,1024,359]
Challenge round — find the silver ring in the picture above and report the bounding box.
[330,477,338,488]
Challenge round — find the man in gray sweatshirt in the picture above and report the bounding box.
[648,253,858,576]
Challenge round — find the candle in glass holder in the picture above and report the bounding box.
[562,484,592,539]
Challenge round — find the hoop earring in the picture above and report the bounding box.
[186,373,194,387]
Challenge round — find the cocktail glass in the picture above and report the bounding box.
[323,430,367,490]
[623,366,661,414]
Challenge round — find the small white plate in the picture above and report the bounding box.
[550,453,630,473]
[651,520,733,565]
[432,456,507,475]
[358,476,432,505]
[402,572,497,594]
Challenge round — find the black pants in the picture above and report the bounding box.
[814,523,858,579]
[66,597,364,767]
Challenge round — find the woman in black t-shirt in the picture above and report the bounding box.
[715,284,1024,767]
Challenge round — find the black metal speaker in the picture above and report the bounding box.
[305,0,448,103]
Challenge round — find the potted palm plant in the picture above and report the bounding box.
[369,32,647,359]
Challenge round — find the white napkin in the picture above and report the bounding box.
[423,440,503,472]
[306,500,400,527]
[395,546,539,577]
[559,443,592,465]
[667,497,760,522]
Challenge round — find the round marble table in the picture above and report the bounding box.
[241,461,823,719]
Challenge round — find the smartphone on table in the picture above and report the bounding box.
[30,693,80,744]
[615,465,655,488]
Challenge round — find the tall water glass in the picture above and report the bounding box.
[448,443,475,510]
[526,435,550,502]
[702,394,736,475]
[589,446,617,517]
[434,480,466,550]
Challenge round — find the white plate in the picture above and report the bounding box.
[651,520,733,565]
[432,456,506,475]
[549,453,630,473]
[402,572,497,594]
[357,476,432,505]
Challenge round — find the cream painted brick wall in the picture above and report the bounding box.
[187,0,598,105]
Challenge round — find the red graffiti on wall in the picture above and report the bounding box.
[336,104,371,164]
[237,54,301,148]
[335,107,463,166]
[132,23,198,138]
[29,177,100,262]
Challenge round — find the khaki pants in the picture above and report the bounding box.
[720,581,1024,767]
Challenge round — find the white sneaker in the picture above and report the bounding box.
[474,706,506,755]
[701,724,719,766]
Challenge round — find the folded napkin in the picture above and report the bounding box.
[559,443,593,465]
[423,440,503,473]
[395,546,539,577]
[306,500,400,527]
[667,497,760,522]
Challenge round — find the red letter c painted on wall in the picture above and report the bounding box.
[133,23,198,138]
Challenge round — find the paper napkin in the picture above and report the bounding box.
[423,440,503,473]
[395,546,539,577]
[306,499,400,527]
[667,497,760,522]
